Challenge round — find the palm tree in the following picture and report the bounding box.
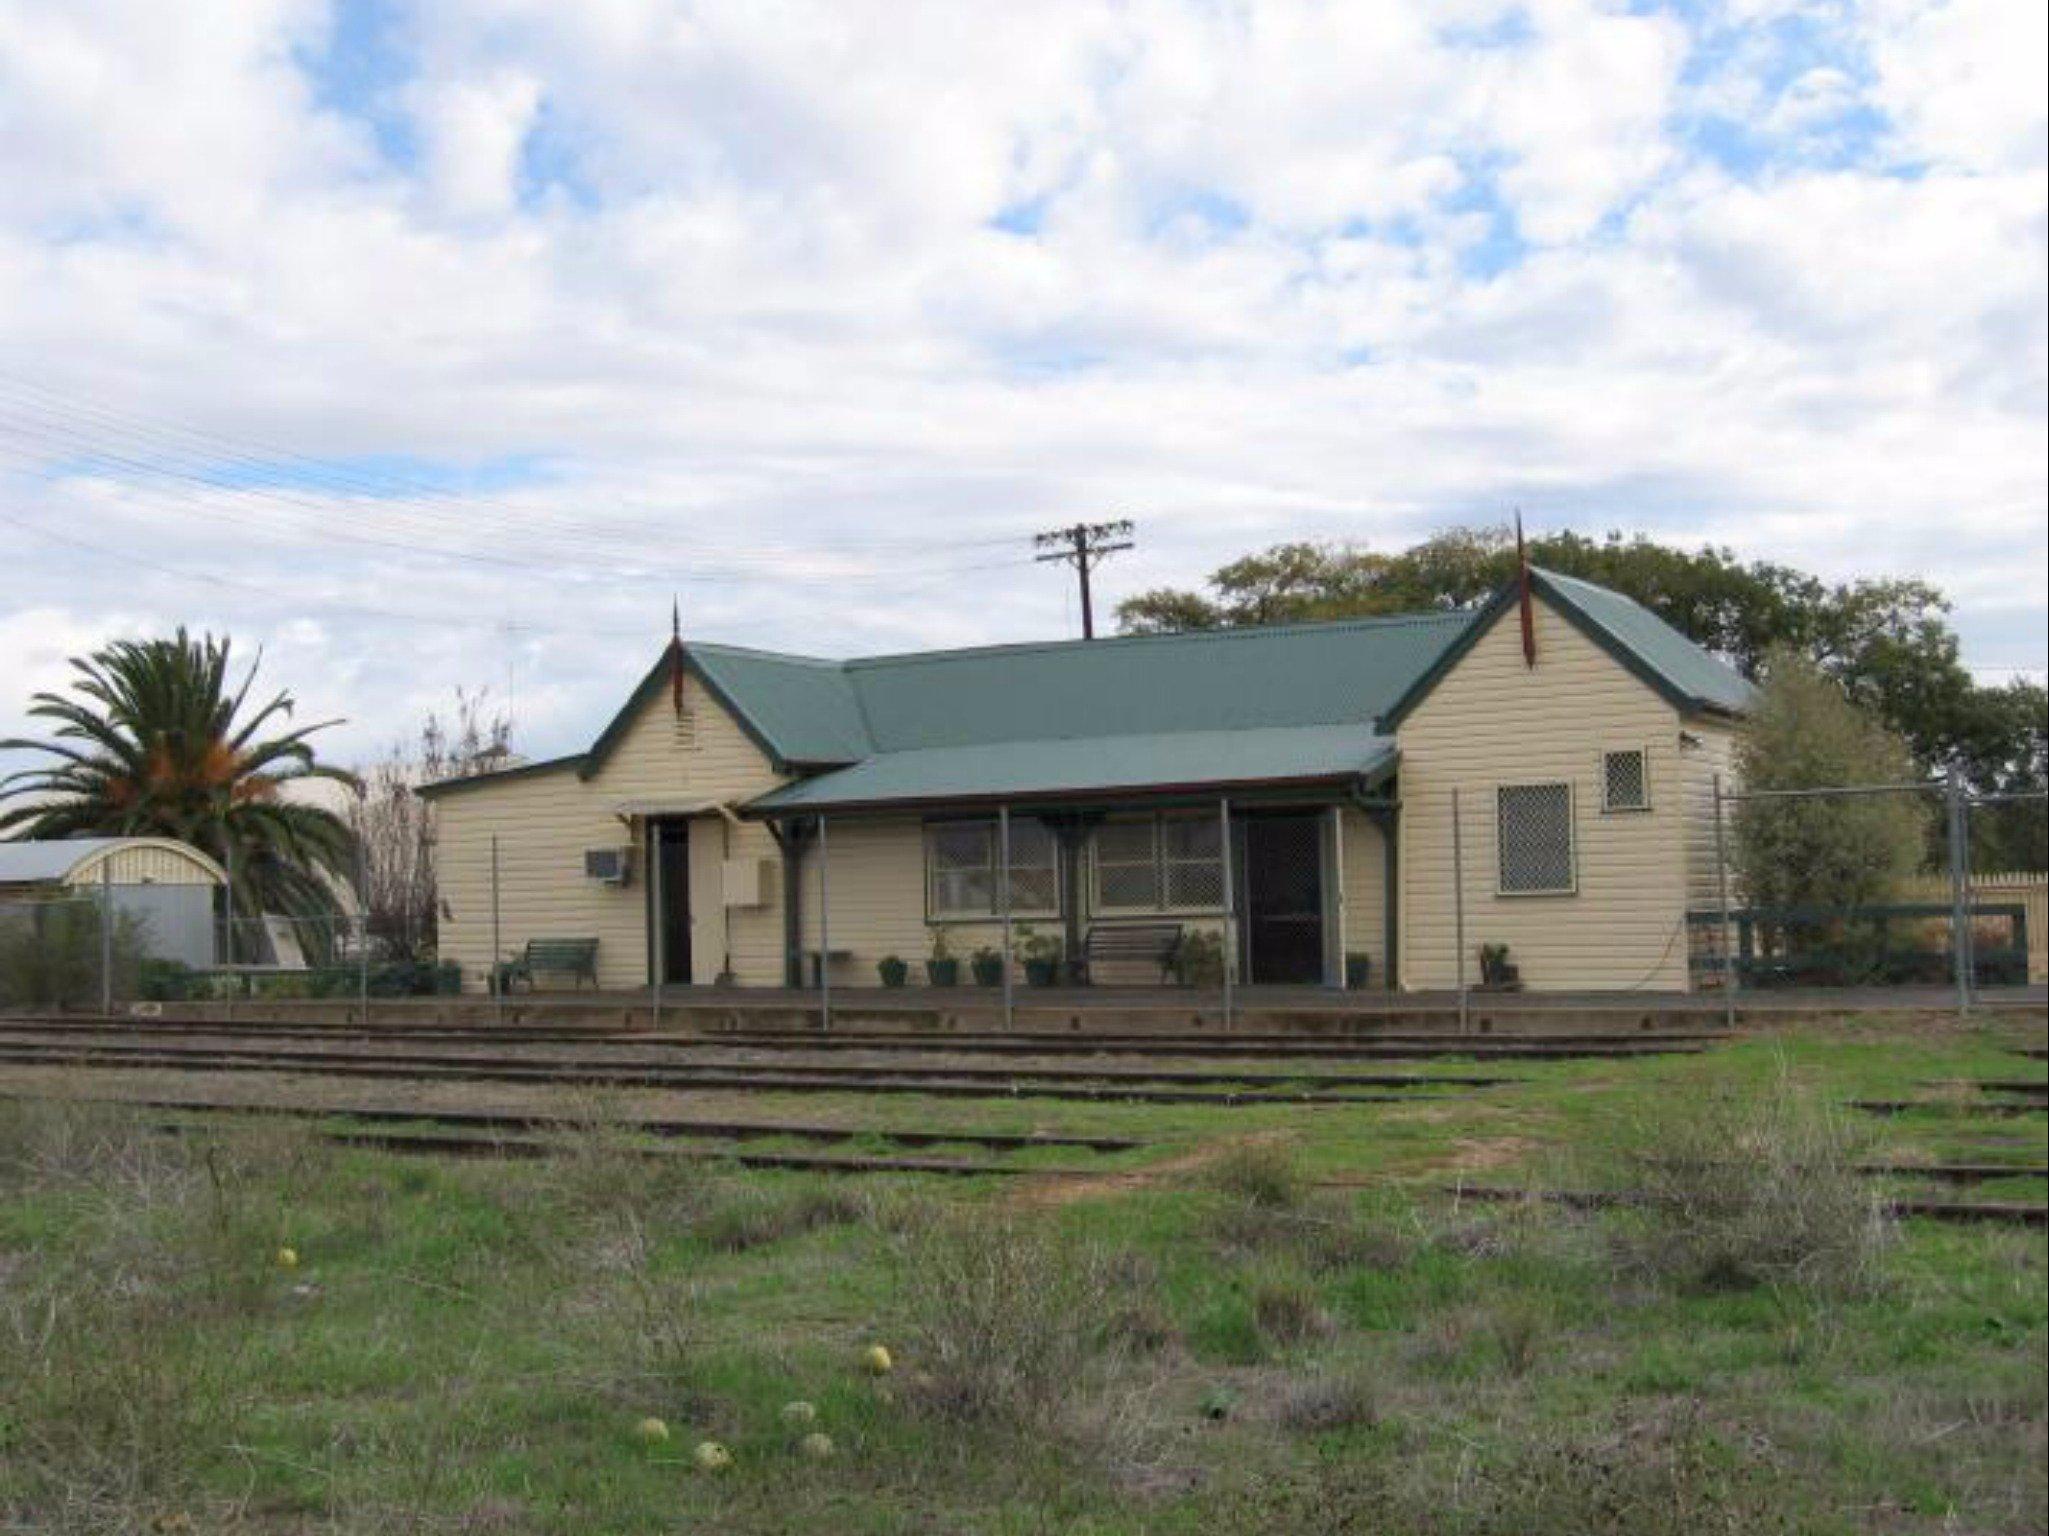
[1,629,359,955]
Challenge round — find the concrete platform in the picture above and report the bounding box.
[50,982,2048,1037]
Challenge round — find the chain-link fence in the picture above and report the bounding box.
[1694,777,2045,1020]
[1427,773,2045,1024]
[41,777,2022,1027]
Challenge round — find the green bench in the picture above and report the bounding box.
[495,937,600,993]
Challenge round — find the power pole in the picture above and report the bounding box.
[1034,520,1134,639]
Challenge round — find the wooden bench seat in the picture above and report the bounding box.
[496,937,599,992]
[1083,922,1183,984]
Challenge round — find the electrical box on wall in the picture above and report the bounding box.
[721,858,773,908]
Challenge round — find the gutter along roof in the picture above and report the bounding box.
[418,570,1753,807]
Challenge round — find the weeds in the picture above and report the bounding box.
[1275,1369,1377,1434]
[1205,1140,1305,1210]
[1608,1059,1894,1298]
[695,1181,867,1252]
[1251,1273,1332,1348]
[894,1209,1134,1431]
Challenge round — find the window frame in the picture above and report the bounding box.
[923,816,1062,922]
[1089,811,1229,916]
[1495,781,1578,898]
[1600,746,1652,815]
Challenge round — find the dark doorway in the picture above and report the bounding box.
[1240,814,1325,984]
[651,820,692,985]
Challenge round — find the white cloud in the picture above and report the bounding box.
[0,0,2041,766]
[411,71,543,221]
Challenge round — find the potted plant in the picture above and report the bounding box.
[877,955,910,988]
[1478,943,1522,991]
[1016,924,1063,988]
[1344,952,1372,990]
[970,946,1005,987]
[925,929,961,987]
[1172,928,1226,987]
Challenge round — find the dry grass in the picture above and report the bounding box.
[892,1208,1136,1432]
[1606,1058,1895,1297]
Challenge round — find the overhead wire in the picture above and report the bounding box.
[0,412,1039,587]
[0,374,1040,560]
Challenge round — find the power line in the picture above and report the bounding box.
[0,375,1043,563]
[1033,519,1134,640]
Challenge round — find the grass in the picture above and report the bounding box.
[0,1014,2041,1532]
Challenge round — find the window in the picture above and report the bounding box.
[1093,819,1159,909]
[926,818,1060,918]
[1093,814,1227,912]
[1602,749,1650,813]
[1497,783,1576,895]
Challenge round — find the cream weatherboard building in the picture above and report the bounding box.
[421,569,1754,995]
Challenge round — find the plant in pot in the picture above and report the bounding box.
[877,954,910,988]
[1477,943,1522,991]
[925,929,961,987]
[970,946,1005,987]
[1015,924,1063,988]
[1173,928,1226,987]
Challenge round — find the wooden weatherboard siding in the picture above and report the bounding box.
[1338,807,1388,982]
[1395,593,1692,991]
[434,672,788,990]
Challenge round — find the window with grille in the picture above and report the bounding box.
[1092,814,1226,912]
[1497,783,1576,895]
[1602,749,1649,813]
[926,818,1059,917]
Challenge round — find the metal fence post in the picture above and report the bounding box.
[999,805,1014,1031]
[99,859,114,1016]
[490,833,504,1025]
[1451,787,1468,1034]
[224,844,236,966]
[355,836,370,1025]
[1946,773,1970,1016]
[650,821,665,1031]
[1219,796,1234,1030]
[1713,772,1736,1031]
[1957,782,1977,1012]
[817,814,832,1031]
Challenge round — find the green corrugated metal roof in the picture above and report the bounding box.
[419,570,1752,802]
[839,613,1468,750]
[747,725,1398,813]
[687,643,873,764]
[1535,570,1758,716]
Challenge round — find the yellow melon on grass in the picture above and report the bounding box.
[799,1432,835,1461]
[275,1246,299,1270]
[779,1400,818,1428]
[692,1441,732,1473]
[861,1344,893,1376]
[633,1417,670,1446]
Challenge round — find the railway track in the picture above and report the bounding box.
[1448,1182,2046,1229]
[34,1092,1139,1156]
[114,1104,2049,1225]
[0,1015,1716,1061]
[0,1028,1511,1089]
[0,1039,1463,1107]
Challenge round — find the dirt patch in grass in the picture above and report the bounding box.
[1010,1136,1261,1209]
[1434,1135,1541,1176]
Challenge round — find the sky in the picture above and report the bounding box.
[0,0,2043,767]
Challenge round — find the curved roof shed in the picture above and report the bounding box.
[0,837,228,890]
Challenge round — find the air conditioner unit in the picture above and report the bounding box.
[584,847,634,886]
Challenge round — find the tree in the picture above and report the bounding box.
[1115,524,2036,811]
[1731,650,1929,917]
[347,689,511,962]
[0,630,358,947]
